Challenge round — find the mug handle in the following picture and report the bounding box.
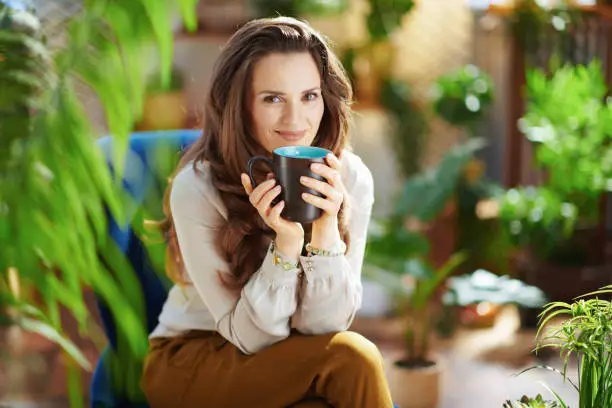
[247,156,274,189]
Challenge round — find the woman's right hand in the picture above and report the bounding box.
[241,174,304,259]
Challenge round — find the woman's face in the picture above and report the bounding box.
[249,51,325,153]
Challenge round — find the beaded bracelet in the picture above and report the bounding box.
[305,241,346,257]
[270,241,300,271]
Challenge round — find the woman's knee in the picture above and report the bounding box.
[327,331,385,373]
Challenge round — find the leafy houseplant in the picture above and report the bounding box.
[431,64,494,134]
[380,78,428,179]
[249,0,348,18]
[395,137,487,224]
[444,269,546,309]
[1,0,197,405]
[507,0,581,65]
[442,269,546,331]
[365,0,415,42]
[429,64,508,274]
[365,219,467,408]
[394,137,487,267]
[341,0,414,101]
[496,61,612,307]
[499,61,612,263]
[503,394,560,408]
[530,286,612,408]
[364,143,484,407]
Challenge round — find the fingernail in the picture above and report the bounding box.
[300,176,307,183]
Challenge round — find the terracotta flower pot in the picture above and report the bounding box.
[385,357,441,408]
[138,91,188,131]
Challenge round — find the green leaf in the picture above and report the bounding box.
[18,317,91,370]
[404,258,433,280]
[177,0,199,32]
[140,1,173,87]
[411,251,467,310]
[366,223,430,265]
[396,138,486,221]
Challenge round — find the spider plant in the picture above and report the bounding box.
[533,285,612,408]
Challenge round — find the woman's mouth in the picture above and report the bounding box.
[275,130,306,142]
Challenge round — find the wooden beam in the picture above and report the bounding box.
[504,35,526,187]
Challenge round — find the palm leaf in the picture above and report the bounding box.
[1,2,198,404]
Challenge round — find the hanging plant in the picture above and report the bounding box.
[431,64,494,133]
[380,78,428,178]
[508,0,549,56]
[250,0,348,18]
[366,0,415,41]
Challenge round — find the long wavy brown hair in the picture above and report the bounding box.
[162,16,354,289]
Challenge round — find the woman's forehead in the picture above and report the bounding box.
[251,52,321,92]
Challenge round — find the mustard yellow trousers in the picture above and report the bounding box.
[140,330,394,408]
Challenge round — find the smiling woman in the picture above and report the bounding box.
[249,52,324,151]
[140,16,394,408]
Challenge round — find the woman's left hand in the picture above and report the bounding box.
[300,153,346,249]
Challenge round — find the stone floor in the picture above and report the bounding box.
[1,306,578,408]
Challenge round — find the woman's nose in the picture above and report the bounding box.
[281,101,302,125]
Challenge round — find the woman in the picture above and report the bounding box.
[142,16,394,408]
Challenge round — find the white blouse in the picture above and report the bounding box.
[150,150,374,355]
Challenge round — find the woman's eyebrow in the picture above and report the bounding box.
[257,87,321,96]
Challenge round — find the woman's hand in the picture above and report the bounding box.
[241,174,304,259]
[300,153,346,250]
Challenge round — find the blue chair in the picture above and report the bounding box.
[91,129,201,407]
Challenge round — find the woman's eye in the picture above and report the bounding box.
[264,95,282,103]
[304,92,319,101]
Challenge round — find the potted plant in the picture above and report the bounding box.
[496,61,612,306]
[365,220,467,408]
[249,0,348,19]
[429,65,511,276]
[379,78,429,179]
[364,149,471,406]
[506,285,612,407]
[394,137,487,267]
[431,64,494,135]
[137,66,188,131]
[503,394,560,407]
[442,269,547,330]
[340,0,415,106]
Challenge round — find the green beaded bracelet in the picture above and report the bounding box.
[270,242,299,271]
[305,241,346,257]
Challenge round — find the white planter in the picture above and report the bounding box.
[385,357,441,408]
